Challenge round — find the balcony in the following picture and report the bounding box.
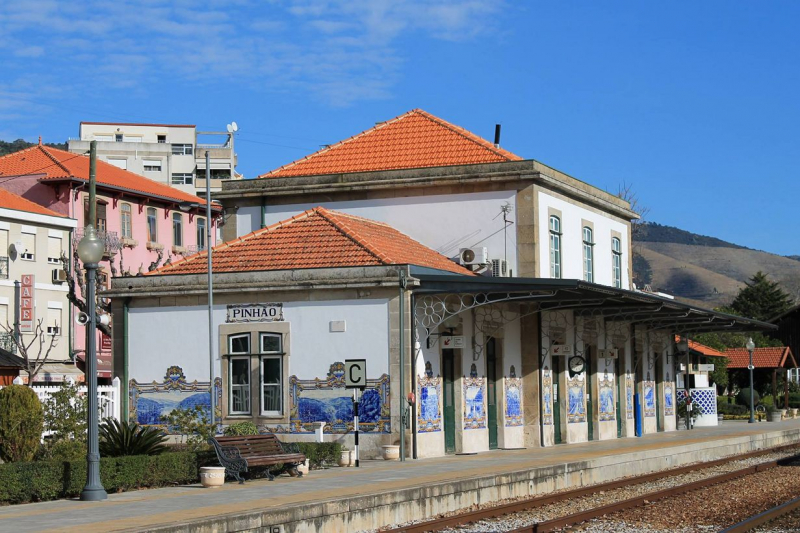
[0,256,7,279]
[0,333,17,354]
[72,230,121,257]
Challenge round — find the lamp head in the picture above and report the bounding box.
[77,226,104,264]
[746,337,755,352]
[178,201,198,212]
[676,337,689,353]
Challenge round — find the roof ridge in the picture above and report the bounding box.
[412,109,520,161]
[257,110,419,179]
[313,208,394,265]
[38,145,72,176]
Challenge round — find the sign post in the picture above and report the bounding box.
[344,359,366,467]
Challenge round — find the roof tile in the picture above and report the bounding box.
[151,207,474,276]
[0,188,66,217]
[724,347,796,369]
[0,144,212,206]
[259,109,522,178]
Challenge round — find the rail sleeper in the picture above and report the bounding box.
[208,434,306,483]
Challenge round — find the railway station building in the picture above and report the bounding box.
[107,109,773,458]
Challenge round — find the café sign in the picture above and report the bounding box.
[20,275,34,333]
[227,303,283,323]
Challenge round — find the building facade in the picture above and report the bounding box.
[0,188,77,381]
[68,122,240,196]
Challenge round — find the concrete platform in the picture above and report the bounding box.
[3,420,800,533]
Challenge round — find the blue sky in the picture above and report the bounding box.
[1,1,798,255]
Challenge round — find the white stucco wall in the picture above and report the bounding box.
[537,191,630,288]
[128,299,390,384]
[240,191,518,272]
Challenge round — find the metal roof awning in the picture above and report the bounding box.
[28,363,85,383]
[412,275,776,334]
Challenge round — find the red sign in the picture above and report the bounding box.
[20,275,34,332]
[101,334,112,351]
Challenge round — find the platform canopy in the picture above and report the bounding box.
[411,274,776,335]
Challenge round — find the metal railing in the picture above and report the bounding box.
[0,256,7,279]
[72,229,121,255]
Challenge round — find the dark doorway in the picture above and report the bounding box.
[487,339,499,449]
[552,356,562,444]
[443,349,456,454]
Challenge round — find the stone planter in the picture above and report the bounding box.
[768,411,781,422]
[381,445,400,460]
[200,466,226,488]
[792,408,798,419]
[338,450,352,467]
[779,409,788,421]
[295,459,310,476]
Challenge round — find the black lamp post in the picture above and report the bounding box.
[78,224,108,501]
[746,337,756,424]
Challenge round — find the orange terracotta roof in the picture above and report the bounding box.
[677,337,727,357]
[0,188,66,218]
[151,207,474,276]
[724,347,797,369]
[0,144,216,208]
[259,109,522,178]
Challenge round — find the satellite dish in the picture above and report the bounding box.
[231,121,238,132]
[226,124,232,133]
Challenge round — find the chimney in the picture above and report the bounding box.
[493,124,501,148]
[38,136,42,146]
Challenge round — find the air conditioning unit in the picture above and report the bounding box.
[52,269,68,283]
[458,247,488,266]
[491,259,508,277]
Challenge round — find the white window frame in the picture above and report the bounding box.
[143,160,162,172]
[146,207,158,243]
[582,226,594,283]
[228,333,251,415]
[172,212,183,247]
[47,236,62,264]
[549,215,561,279]
[259,333,283,416]
[196,217,206,251]
[121,203,133,239]
[612,237,622,288]
[21,232,35,261]
[171,173,193,185]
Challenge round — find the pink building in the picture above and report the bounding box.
[0,141,220,381]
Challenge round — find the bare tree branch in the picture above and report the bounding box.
[1,319,58,385]
[60,251,112,337]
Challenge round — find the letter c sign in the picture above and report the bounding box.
[345,359,367,390]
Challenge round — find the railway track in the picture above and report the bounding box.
[379,444,800,533]
[721,495,800,533]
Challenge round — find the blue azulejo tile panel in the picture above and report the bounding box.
[129,366,222,433]
[265,362,390,434]
[542,368,553,426]
[691,388,717,415]
[417,375,442,432]
[644,381,656,417]
[567,376,586,424]
[626,374,634,420]
[664,384,675,415]
[505,377,523,427]
[464,377,486,430]
[599,374,615,422]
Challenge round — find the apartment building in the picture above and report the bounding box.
[0,188,78,382]
[67,122,240,196]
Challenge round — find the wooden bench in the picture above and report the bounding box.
[207,434,306,483]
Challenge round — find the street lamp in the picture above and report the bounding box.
[746,337,756,424]
[676,337,690,430]
[77,225,108,501]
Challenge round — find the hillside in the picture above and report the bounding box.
[0,139,66,157]
[634,222,800,309]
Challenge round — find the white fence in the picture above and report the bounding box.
[2,377,122,427]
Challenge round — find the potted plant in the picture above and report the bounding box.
[767,404,781,422]
[381,441,400,460]
[338,445,352,467]
[677,398,703,428]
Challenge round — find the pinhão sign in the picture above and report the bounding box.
[20,275,35,332]
[226,303,283,323]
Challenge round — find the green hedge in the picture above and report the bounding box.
[0,451,201,504]
[718,402,747,416]
[291,442,343,469]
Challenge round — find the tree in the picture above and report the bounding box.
[729,271,793,322]
[0,319,58,384]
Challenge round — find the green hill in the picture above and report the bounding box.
[0,139,66,157]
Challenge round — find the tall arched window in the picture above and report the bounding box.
[549,215,561,279]
[146,207,157,242]
[172,212,183,247]
[612,237,622,288]
[582,226,594,282]
[120,203,132,239]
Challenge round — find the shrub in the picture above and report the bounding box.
[42,380,87,445]
[165,405,215,452]
[42,439,87,462]
[718,403,747,416]
[293,442,343,469]
[223,422,259,436]
[0,385,45,462]
[737,388,760,407]
[99,418,168,457]
[0,451,200,504]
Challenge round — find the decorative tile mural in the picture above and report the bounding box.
[625,374,634,420]
[643,381,656,418]
[129,366,222,432]
[264,362,391,434]
[567,376,586,424]
[417,375,442,433]
[542,368,553,426]
[599,374,615,422]
[664,384,674,416]
[504,377,523,427]
[463,376,486,430]
[691,388,717,415]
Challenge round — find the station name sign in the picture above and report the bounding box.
[226,303,283,323]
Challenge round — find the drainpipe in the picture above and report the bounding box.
[122,298,130,422]
[260,197,267,229]
[399,270,408,461]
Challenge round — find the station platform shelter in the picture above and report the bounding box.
[4,419,800,533]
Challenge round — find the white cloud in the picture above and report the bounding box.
[0,0,504,110]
